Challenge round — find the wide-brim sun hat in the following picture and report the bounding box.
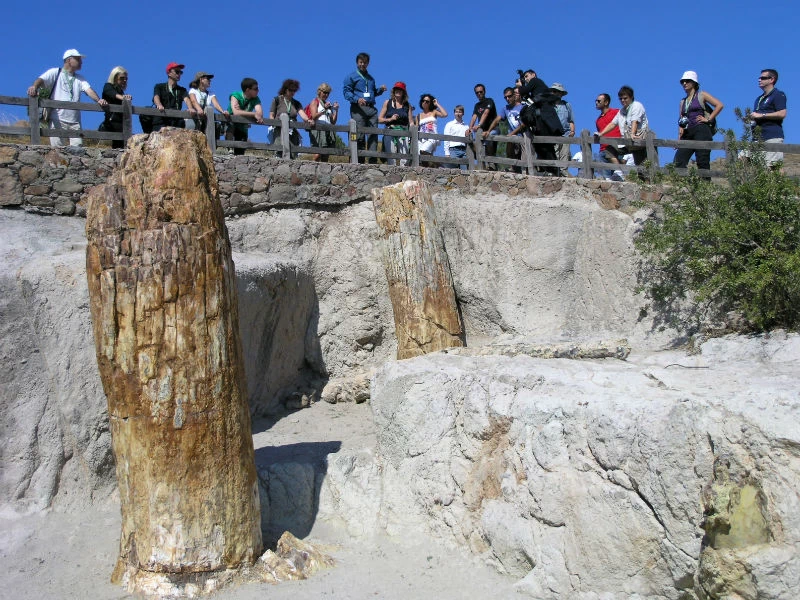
[680,70,699,84]
[550,82,568,94]
[191,72,214,86]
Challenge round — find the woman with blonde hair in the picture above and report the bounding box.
[102,66,131,148]
[307,82,339,162]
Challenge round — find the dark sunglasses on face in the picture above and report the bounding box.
[759,76,772,80]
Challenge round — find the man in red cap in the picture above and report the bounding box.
[152,62,197,131]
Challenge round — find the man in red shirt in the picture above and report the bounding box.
[594,93,623,181]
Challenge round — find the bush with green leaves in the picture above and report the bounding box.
[636,123,800,332]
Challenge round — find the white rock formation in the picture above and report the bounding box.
[363,334,800,599]
[4,183,798,599]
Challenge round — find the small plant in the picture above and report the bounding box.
[636,115,800,332]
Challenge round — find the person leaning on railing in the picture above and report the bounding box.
[268,79,312,159]
[27,48,108,147]
[187,71,229,140]
[152,62,197,131]
[227,78,264,156]
[101,66,132,149]
[307,82,339,162]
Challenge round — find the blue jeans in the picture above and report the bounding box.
[447,145,467,170]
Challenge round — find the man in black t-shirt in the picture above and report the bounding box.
[468,83,498,169]
[152,62,196,131]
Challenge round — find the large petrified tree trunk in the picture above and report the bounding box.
[85,129,262,592]
[372,180,464,359]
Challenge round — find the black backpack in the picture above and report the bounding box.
[520,90,564,136]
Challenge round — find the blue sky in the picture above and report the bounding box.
[4,0,797,158]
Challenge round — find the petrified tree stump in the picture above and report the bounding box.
[371,180,464,359]
[85,129,262,592]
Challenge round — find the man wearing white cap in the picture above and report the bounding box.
[27,49,108,146]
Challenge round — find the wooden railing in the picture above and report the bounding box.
[2,95,798,178]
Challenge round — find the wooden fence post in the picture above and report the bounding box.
[349,118,358,164]
[28,95,41,145]
[645,131,657,180]
[122,98,133,147]
[466,141,475,171]
[279,113,291,157]
[204,106,216,153]
[475,129,485,170]
[410,123,420,167]
[580,129,594,180]
[523,132,535,175]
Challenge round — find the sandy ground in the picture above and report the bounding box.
[0,401,522,600]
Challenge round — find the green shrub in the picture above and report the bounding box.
[636,122,800,332]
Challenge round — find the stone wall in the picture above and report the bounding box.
[0,142,662,218]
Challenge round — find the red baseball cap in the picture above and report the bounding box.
[392,81,407,91]
[166,62,185,74]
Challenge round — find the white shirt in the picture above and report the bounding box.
[39,67,92,124]
[443,119,469,156]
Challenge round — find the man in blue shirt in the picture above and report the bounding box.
[343,52,387,163]
[749,68,787,167]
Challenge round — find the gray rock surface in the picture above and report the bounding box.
[366,334,800,599]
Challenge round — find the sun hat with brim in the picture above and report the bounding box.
[166,62,186,74]
[549,82,568,94]
[680,70,699,84]
[63,49,85,60]
[392,81,407,91]
[191,72,214,86]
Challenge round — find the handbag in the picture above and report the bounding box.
[39,67,61,126]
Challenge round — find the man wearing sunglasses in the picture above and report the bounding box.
[27,49,108,146]
[749,69,787,167]
[152,62,196,131]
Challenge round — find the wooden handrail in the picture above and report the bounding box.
[3,95,797,176]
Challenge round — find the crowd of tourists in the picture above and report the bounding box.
[28,49,788,174]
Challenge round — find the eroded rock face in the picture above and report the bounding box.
[85,130,262,586]
[368,334,800,599]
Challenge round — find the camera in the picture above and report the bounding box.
[678,116,690,128]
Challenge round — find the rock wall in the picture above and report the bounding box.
[0,142,661,217]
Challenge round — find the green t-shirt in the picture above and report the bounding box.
[227,90,261,114]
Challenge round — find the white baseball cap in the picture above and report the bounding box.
[63,49,85,60]
[680,70,699,84]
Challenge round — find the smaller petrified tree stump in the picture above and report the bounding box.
[371,180,465,359]
[85,129,262,593]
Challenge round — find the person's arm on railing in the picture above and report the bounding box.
[231,96,263,124]
[85,87,108,107]
[27,78,46,97]
[210,95,228,117]
[483,114,502,139]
